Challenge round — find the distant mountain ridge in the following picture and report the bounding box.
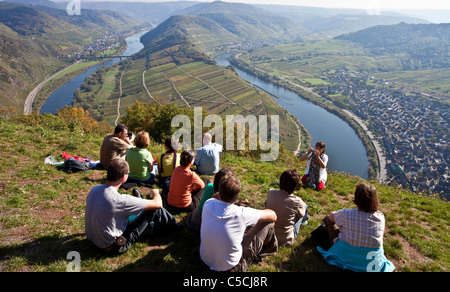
[336,22,450,69]
[138,1,309,67]
[0,2,141,108]
[177,1,308,42]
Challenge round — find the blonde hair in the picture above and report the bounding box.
[134,131,150,149]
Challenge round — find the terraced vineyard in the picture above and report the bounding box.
[74,58,303,152]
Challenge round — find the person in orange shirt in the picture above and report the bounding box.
[167,150,210,213]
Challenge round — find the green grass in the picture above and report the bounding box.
[0,112,448,272]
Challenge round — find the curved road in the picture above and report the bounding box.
[24,62,79,115]
[342,109,387,183]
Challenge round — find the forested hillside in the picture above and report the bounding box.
[336,23,450,69]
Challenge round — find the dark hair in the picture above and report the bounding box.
[280,168,300,194]
[180,150,196,167]
[164,137,178,153]
[353,182,379,213]
[219,175,241,203]
[114,123,128,135]
[315,141,326,152]
[107,159,129,182]
[213,168,235,192]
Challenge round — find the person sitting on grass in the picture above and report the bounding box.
[84,159,180,255]
[125,131,155,187]
[265,167,309,246]
[166,150,210,214]
[194,133,223,175]
[200,174,278,272]
[100,123,133,169]
[316,182,395,272]
[186,167,235,232]
[157,137,180,201]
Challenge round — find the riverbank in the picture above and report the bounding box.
[31,30,146,115]
[228,53,379,180]
[24,62,80,114]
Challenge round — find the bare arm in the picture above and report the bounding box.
[315,152,328,169]
[299,147,314,161]
[147,162,153,173]
[143,189,163,211]
[328,212,336,223]
[258,209,277,223]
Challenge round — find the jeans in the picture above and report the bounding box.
[113,208,177,254]
[293,205,309,239]
[126,173,155,186]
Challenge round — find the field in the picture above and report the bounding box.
[242,39,450,100]
[77,59,302,151]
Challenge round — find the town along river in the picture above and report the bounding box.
[40,31,148,115]
[215,53,369,179]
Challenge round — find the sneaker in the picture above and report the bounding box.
[132,188,143,199]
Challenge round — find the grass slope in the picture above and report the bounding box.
[0,110,448,272]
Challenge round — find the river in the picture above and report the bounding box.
[40,30,149,115]
[214,53,369,179]
[38,37,369,179]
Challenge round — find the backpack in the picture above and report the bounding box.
[61,152,91,173]
[310,224,332,251]
[63,157,91,173]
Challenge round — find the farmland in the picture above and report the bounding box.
[72,58,304,152]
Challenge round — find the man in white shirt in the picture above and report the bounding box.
[200,173,278,272]
[85,159,179,254]
[194,133,223,175]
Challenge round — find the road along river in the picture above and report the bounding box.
[215,53,369,179]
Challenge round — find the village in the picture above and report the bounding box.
[74,30,127,60]
[319,69,449,197]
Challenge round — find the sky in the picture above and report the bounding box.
[70,0,450,11]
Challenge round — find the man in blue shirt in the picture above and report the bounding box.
[194,133,223,175]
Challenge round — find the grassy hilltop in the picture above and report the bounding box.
[0,107,448,272]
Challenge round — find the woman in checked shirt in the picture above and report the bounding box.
[317,182,394,272]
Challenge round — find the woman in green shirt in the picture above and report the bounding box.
[125,132,155,186]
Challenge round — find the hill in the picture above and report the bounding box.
[178,1,308,43]
[0,107,448,272]
[139,14,237,59]
[77,1,197,25]
[0,2,141,109]
[256,4,429,39]
[336,22,450,69]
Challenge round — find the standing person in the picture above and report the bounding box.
[317,182,395,272]
[85,159,180,255]
[265,168,309,246]
[194,133,223,175]
[299,141,328,191]
[157,137,180,200]
[100,124,133,169]
[200,174,278,272]
[125,131,155,186]
[167,150,210,213]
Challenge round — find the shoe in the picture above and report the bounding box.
[132,188,143,199]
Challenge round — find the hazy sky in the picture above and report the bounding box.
[72,0,450,10]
